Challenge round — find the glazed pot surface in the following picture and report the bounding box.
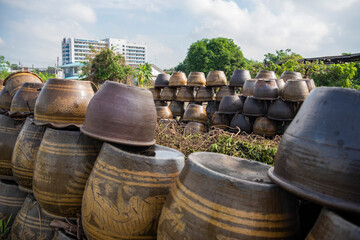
[218,95,243,114]
[206,71,227,86]
[154,73,170,87]
[182,104,207,124]
[4,71,43,97]
[229,69,251,87]
[187,72,206,86]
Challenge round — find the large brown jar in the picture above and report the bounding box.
[4,71,43,97]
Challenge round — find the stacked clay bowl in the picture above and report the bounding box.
[158,152,300,239]
[281,79,309,102]
[0,87,12,113]
[252,79,279,100]
[149,88,161,101]
[156,106,173,121]
[215,86,235,101]
[182,104,207,124]
[211,112,231,130]
[184,122,206,135]
[206,71,227,86]
[169,101,185,117]
[160,87,177,101]
[169,72,187,87]
[195,87,215,102]
[176,87,194,102]
[154,73,170,88]
[242,79,257,97]
[229,113,252,133]
[229,69,251,87]
[187,72,206,87]
[280,71,302,82]
[255,70,276,79]
[4,71,43,97]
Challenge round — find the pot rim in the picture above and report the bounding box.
[266,115,294,121]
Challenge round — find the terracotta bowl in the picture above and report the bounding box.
[281,79,310,102]
[81,81,157,146]
[176,87,194,102]
[187,72,206,86]
[182,104,207,124]
[9,82,44,117]
[268,87,360,214]
[4,71,43,97]
[218,95,243,114]
[242,97,267,116]
[149,87,162,101]
[157,152,300,239]
[241,79,257,97]
[280,71,302,82]
[253,79,279,100]
[229,113,252,133]
[169,101,185,116]
[34,78,94,128]
[211,112,231,129]
[0,87,12,113]
[267,99,295,121]
[215,86,235,101]
[195,86,215,102]
[184,122,206,135]
[154,73,170,87]
[255,70,276,79]
[169,72,187,87]
[206,71,227,86]
[229,69,251,87]
[160,87,177,101]
[156,106,173,121]
[253,117,278,137]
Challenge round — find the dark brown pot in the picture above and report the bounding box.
[187,72,206,86]
[154,73,170,87]
[268,87,360,214]
[9,82,44,117]
[169,72,187,87]
[11,117,46,192]
[255,70,276,79]
[242,97,267,116]
[156,106,173,121]
[182,104,207,124]
[82,143,185,240]
[229,113,252,133]
[4,71,43,97]
[281,79,310,102]
[195,86,215,102]
[11,195,55,240]
[160,87,177,101]
[176,87,194,102]
[169,101,185,116]
[211,112,230,129]
[267,99,295,121]
[215,86,235,101]
[0,180,27,226]
[229,69,251,87]
[0,87,12,113]
[206,71,227,86]
[241,79,257,97]
[33,128,102,219]
[218,95,243,114]
[81,81,157,147]
[149,88,161,101]
[34,79,95,128]
[306,208,360,240]
[280,71,302,82]
[157,152,300,239]
[253,117,278,137]
[206,101,218,119]
[0,114,22,180]
[253,79,279,100]
[184,122,206,135]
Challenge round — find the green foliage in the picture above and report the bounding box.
[82,47,135,85]
[135,63,152,87]
[0,214,12,239]
[33,70,54,82]
[175,38,246,79]
[0,56,10,80]
[264,49,303,64]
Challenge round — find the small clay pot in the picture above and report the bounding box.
[195,86,215,102]
[149,88,161,101]
[211,112,230,129]
[242,97,267,116]
[229,113,252,133]
[253,79,279,100]
[255,70,276,79]
[156,106,173,121]
[253,117,278,137]
[182,104,207,124]
[169,72,187,87]
[187,72,206,86]
[169,101,185,116]
[267,99,295,121]
[184,122,206,135]
[280,71,302,82]
[4,71,43,97]
[206,71,227,86]
[0,87,12,113]
[217,95,243,114]
[154,73,170,87]
[229,69,251,87]
[304,78,316,92]
[176,87,194,102]
[215,86,235,101]
[281,79,310,102]
[160,87,177,101]
[241,79,257,97]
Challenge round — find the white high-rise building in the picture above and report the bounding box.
[61,37,147,65]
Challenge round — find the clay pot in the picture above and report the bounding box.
[229,69,251,87]
[267,99,295,121]
[215,86,235,101]
[206,101,218,119]
[211,112,230,129]
[218,95,243,114]
[169,101,185,116]
[306,208,360,240]
[160,87,177,101]
[241,79,257,97]
[33,128,102,219]
[34,79,95,128]
[304,78,316,92]
[187,72,206,86]
[195,86,215,101]
[253,117,278,137]
[182,104,207,124]
[154,73,170,87]
[11,117,46,192]
[206,71,227,86]
[281,79,310,101]
[81,81,157,147]
[82,143,185,240]
[275,78,285,94]
[9,82,44,117]
[0,180,27,226]
[149,88,161,101]
[229,113,252,133]
[157,152,300,239]
[255,70,276,79]
[253,79,279,100]
[184,122,206,135]
[0,114,22,180]
[155,100,168,106]
[242,97,267,116]
[176,87,194,102]
[156,106,173,121]
[0,87,12,113]
[268,87,360,214]
[11,195,55,240]
[4,71,43,97]
[169,72,187,87]
[280,71,302,82]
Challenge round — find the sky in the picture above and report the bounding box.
[0,0,359,69]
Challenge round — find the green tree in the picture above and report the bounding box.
[135,63,152,87]
[264,49,302,64]
[175,38,246,78]
[0,56,10,80]
[33,70,54,82]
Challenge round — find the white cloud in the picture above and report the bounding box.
[0,37,4,46]
[87,0,176,12]
[65,3,97,23]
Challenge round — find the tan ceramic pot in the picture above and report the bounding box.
[281,79,309,102]
[255,70,276,79]
[156,106,173,121]
[241,79,257,97]
[187,72,206,86]
[169,101,185,116]
[169,72,187,87]
[280,71,302,82]
[195,86,215,102]
[149,88,162,101]
[206,71,227,86]
[176,87,194,102]
[215,86,235,101]
[182,104,207,124]
[160,87,177,101]
[253,117,278,137]
[4,71,43,97]
[304,79,316,92]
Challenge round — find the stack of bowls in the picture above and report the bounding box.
[213,95,243,130]
[182,104,207,133]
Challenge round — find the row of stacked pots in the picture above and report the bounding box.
[0,71,358,239]
[151,70,315,136]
